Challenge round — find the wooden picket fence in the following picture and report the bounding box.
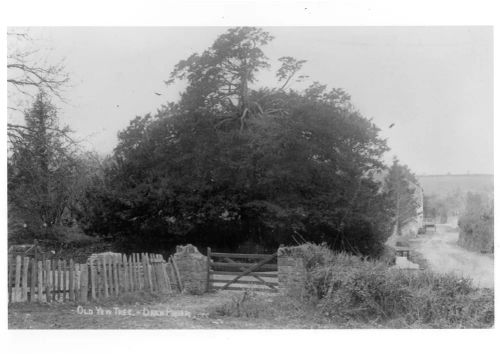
[8,253,173,304]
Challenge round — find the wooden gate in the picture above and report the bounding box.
[206,248,278,293]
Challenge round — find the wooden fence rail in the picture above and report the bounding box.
[8,253,173,304]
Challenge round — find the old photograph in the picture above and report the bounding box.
[6,25,493,331]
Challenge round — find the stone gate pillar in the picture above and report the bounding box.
[172,244,208,294]
[277,246,307,299]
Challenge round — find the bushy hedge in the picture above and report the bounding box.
[292,243,493,328]
[458,193,493,253]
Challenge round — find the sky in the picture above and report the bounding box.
[8,26,493,175]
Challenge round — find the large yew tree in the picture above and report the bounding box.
[82,27,394,256]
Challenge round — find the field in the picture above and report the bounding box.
[416,174,493,197]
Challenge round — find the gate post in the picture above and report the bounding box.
[206,247,211,293]
[277,246,307,299]
[171,244,208,294]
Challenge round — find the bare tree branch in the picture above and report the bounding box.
[7,31,70,112]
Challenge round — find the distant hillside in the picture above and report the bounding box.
[417,174,493,197]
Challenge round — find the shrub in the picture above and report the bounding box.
[209,243,493,328]
[316,260,413,321]
[291,243,494,328]
[458,192,494,253]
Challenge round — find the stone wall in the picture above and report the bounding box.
[171,244,208,294]
[277,246,307,299]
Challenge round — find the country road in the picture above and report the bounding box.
[410,225,494,288]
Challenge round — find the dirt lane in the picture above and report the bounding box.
[411,225,494,288]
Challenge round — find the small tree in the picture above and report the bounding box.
[8,91,78,242]
[385,158,419,235]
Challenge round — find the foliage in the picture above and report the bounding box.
[270,243,494,328]
[458,192,494,252]
[318,265,493,328]
[7,31,85,245]
[384,158,420,235]
[166,27,273,119]
[423,189,465,223]
[7,92,82,243]
[79,27,394,256]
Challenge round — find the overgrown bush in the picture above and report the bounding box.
[458,192,494,253]
[282,243,494,328]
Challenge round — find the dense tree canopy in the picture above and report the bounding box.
[80,27,395,256]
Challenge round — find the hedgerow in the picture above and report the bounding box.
[213,243,494,328]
